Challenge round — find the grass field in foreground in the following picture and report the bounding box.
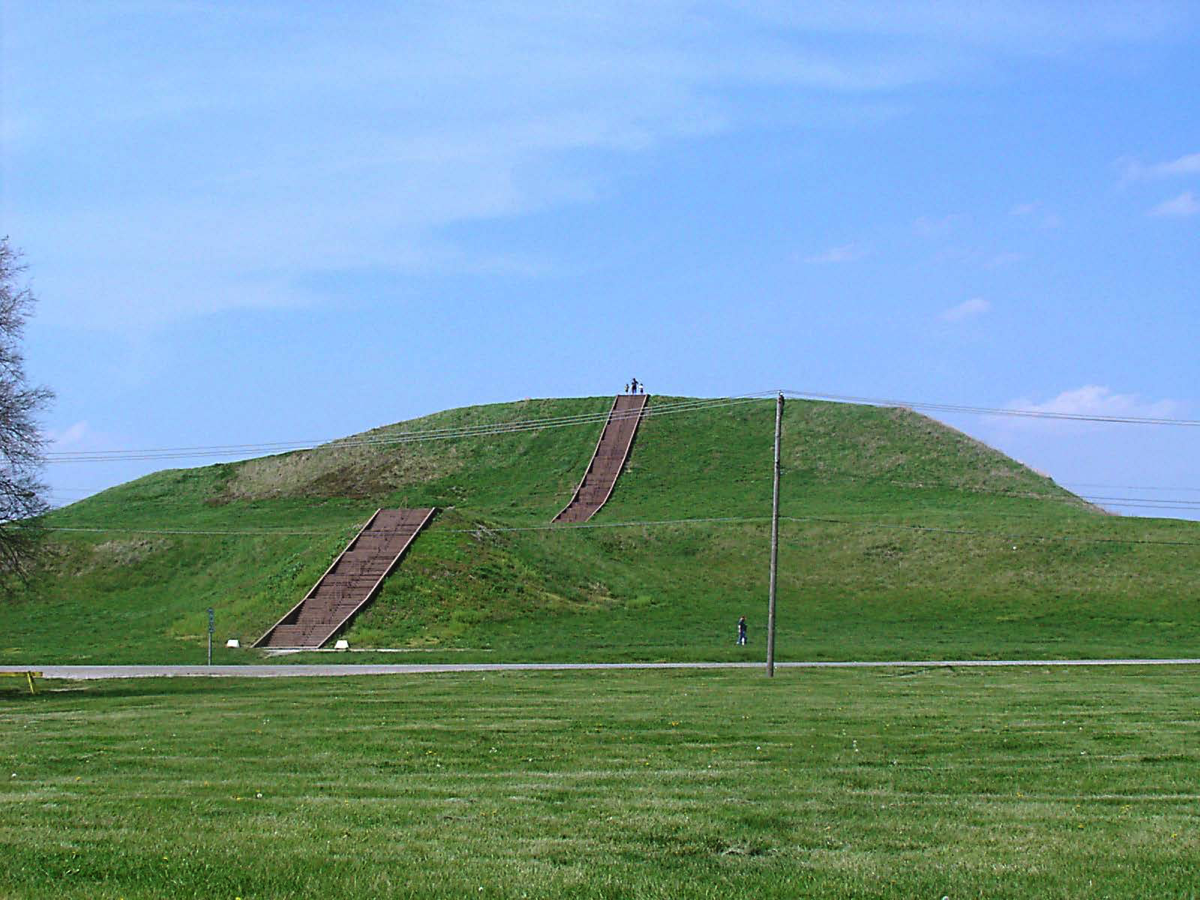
[3,668,1199,898]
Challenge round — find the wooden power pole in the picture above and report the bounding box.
[766,391,783,677]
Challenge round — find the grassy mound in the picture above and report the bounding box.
[3,397,1198,663]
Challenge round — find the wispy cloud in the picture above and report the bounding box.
[48,421,90,449]
[4,2,1193,328]
[8,4,962,328]
[752,4,1186,52]
[1149,190,1200,217]
[804,243,867,264]
[999,386,1182,429]
[941,297,991,322]
[1010,201,1061,229]
[984,252,1023,269]
[913,214,963,237]
[1120,152,1200,181]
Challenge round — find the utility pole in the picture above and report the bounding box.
[766,391,783,677]
[207,607,215,666]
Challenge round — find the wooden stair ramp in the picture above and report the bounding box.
[553,393,648,524]
[254,507,436,649]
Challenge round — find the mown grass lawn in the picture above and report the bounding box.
[3,667,1198,898]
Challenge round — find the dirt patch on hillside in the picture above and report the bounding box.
[80,537,169,573]
[216,440,463,502]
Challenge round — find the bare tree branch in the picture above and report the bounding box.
[0,237,54,586]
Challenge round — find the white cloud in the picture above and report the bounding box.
[984,252,1023,269]
[1148,191,1200,217]
[7,4,955,328]
[999,386,1182,430]
[913,214,963,236]
[941,297,991,322]
[1120,152,1200,181]
[1010,201,1061,229]
[804,243,867,264]
[750,3,1185,51]
[48,421,90,449]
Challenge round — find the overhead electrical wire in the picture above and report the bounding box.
[43,459,1200,515]
[43,475,1200,512]
[34,387,1198,537]
[39,525,347,536]
[1079,501,1200,512]
[767,464,1200,512]
[1081,495,1200,507]
[52,478,1200,496]
[44,394,773,464]
[777,515,1200,547]
[29,513,1200,547]
[780,389,1200,427]
[1063,482,1200,493]
[40,484,1200,511]
[44,385,1199,466]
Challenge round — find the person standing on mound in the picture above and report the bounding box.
[737,615,747,646]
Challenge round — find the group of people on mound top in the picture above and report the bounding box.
[624,378,645,394]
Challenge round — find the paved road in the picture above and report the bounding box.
[4,659,1200,680]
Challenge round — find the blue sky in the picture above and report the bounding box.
[2,2,1198,519]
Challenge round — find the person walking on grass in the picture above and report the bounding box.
[737,615,747,646]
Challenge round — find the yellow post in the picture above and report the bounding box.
[2,671,43,693]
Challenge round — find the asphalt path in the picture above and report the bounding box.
[4,659,1200,680]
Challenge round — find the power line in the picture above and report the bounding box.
[42,483,1200,522]
[761,467,1200,513]
[39,525,347,536]
[45,394,772,464]
[1082,495,1200,506]
[38,389,1199,527]
[778,516,1200,548]
[781,465,1199,512]
[786,465,1083,504]
[42,385,1200,467]
[47,394,764,458]
[33,513,1200,547]
[1064,482,1200,494]
[1081,501,1200,512]
[42,463,1200,516]
[781,389,1200,427]
[35,516,767,537]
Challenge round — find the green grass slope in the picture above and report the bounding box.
[2,396,1198,664]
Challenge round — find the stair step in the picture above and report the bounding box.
[552,395,647,525]
[255,508,435,648]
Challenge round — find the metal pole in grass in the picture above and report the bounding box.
[207,607,214,666]
[766,392,783,677]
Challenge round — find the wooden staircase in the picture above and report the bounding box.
[254,507,435,648]
[553,394,648,523]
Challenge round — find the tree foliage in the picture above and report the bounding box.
[0,238,53,580]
